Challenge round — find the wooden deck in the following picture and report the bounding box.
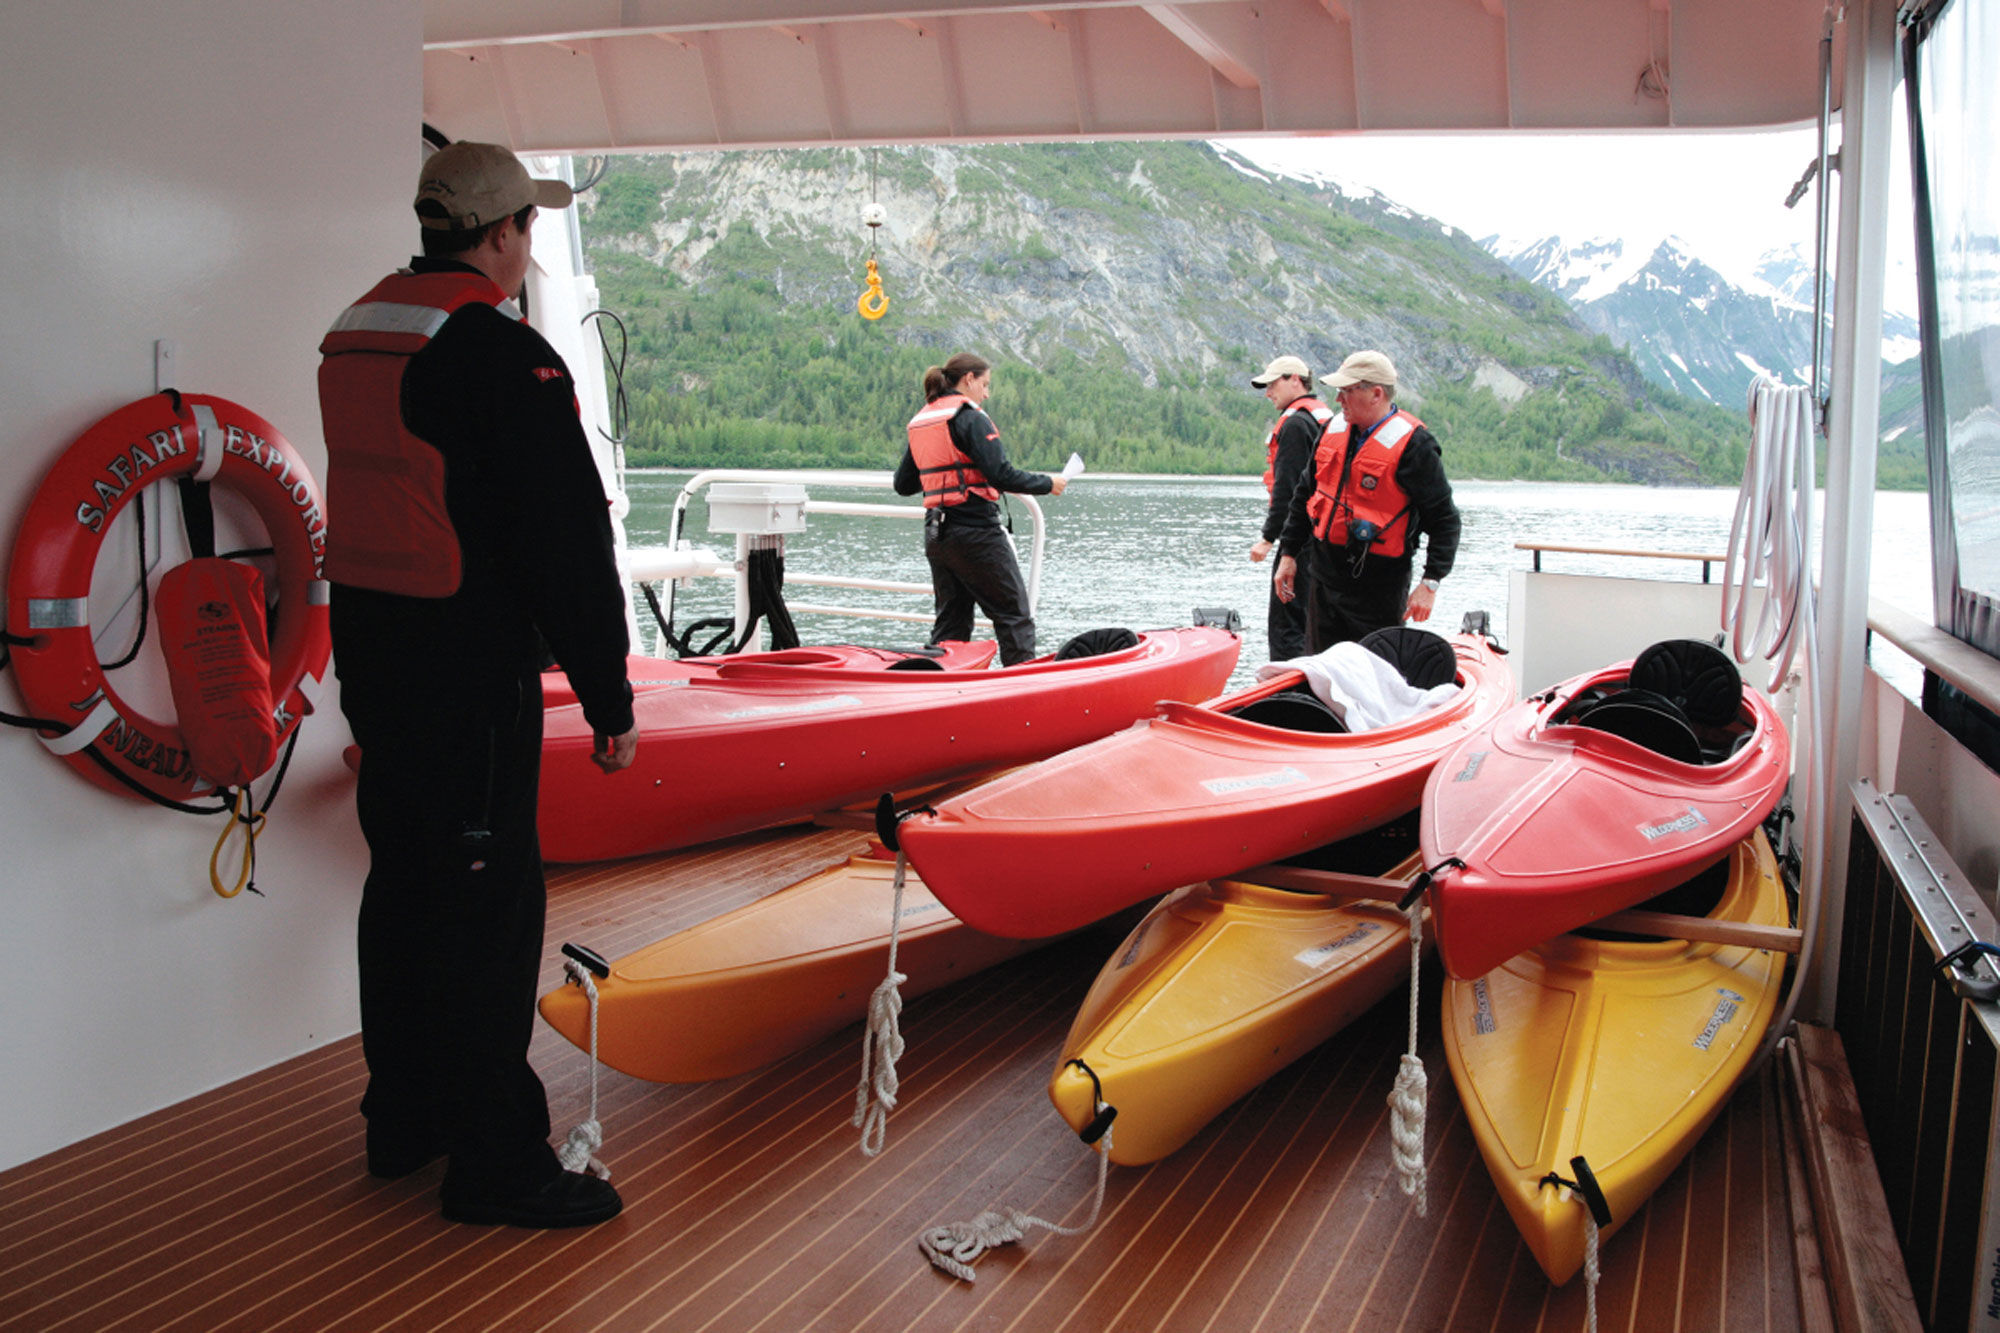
[1,824,1814,1332]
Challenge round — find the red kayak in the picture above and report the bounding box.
[539,641,998,708]
[899,629,1513,939]
[538,625,1240,862]
[1419,638,1790,980]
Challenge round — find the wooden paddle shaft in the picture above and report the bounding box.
[1235,864,1803,954]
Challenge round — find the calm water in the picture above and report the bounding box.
[624,471,1933,692]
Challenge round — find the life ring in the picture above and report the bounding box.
[5,391,331,802]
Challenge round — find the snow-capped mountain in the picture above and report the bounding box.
[1487,233,1920,406]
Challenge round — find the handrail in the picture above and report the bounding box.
[1866,597,2000,718]
[654,468,1047,650]
[1515,540,1728,581]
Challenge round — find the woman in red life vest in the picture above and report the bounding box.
[893,353,1066,665]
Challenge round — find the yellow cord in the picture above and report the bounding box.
[210,786,266,898]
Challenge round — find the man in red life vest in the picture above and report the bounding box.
[318,142,637,1229]
[1273,350,1460,651]
[1248,355,1338,661]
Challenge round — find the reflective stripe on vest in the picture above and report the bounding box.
[906,394,1000,508]
[1304,409,1423,558]
[318,271,516,596]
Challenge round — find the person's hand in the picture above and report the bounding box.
[1405,581,1437,623]
[591,726,639,773]
[1048,476,1068,496]
[1250,538,1272,563]
[1273,554,1297,602]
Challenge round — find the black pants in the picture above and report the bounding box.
[924,516,1037,665]
[1304,541,1413,653]
[1268,559,1310,661]
[340,660,561,1195]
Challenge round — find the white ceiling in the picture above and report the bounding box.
[421,0,1843,153]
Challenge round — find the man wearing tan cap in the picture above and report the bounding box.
[1248,355,1338,661]
[1273,350,1460,651]
[318,141,637,1229]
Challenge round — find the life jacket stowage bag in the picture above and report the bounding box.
[317,270,520,597]
[4,392,331,802]
[157,557,278,789]
[906,395,1000,509]
[1305,409,1424,558]
[1263,397,1336,495]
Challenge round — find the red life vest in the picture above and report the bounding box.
[906,395,1001,508]
[316,270,521,597]
[1304,409,1425,558]
[1263,396,1336,495]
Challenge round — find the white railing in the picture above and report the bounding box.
[628,468,1046,653]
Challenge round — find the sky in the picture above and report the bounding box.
[1215,126,1907,296]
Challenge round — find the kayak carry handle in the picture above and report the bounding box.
[1064,1059,1119,1145]
[1398,857,1463,911]
[561,941,610,980]
[1540,1155,1614,1229]
[874,793,901,851]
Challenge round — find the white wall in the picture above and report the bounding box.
[0,1,421,1169]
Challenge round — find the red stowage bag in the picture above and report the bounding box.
[156,558,278,788]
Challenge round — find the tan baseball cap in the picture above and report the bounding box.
[1324,350,1399,388]
[415,142,574,231]
[1250,355,1311,387]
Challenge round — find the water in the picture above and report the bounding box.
[624,471,1934,693]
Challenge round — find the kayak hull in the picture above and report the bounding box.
[1048,855,1422,1166]
[903,634,1511,938]
[1421,657,1789,979]
[539,641,999,708]
[538,850,1037,1082]
[1441,832,1788,1285]
[539,625,1240,862]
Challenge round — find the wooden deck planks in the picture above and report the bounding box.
[0,825,1815,1333]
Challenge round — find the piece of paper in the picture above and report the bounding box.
[1061,452,1086,480]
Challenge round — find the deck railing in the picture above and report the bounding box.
[1839,780,2000,1330]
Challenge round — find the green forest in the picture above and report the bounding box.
[578,145,1928,490]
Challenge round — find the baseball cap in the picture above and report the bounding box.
[1250,355,1311,387]
[415,142,574,231]
[1324,350,1399,389]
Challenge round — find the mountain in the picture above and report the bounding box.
[1486,233,1922,409]
[576,142,1775,485]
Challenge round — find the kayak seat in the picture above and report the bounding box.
[1357,626,1457,689]
[1232,686,1348,734]
[1055,627,1140,660]
[1629,638,1742,726]
[885,656,945,671]
[1575,687,1703,764]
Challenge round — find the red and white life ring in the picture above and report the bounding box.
[4,392,331,802]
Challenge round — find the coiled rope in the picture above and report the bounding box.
[556,958,610,1180]
[853,848,911,1156]
[1386,898,1428,1214]
[917,1123,1115,1282]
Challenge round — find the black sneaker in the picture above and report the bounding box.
[440,1170,623,1229]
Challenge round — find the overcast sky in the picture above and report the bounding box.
[1215,126,1902,292]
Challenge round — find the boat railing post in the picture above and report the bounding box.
[1018,493,1046,614]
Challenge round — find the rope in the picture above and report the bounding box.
[1582,1211,1602,1333]
[556,958,611,1180]
[1386,900,1428,1215]
[917,1123,1115,1282]
[853,847,910,1156]
[207,786,266,898]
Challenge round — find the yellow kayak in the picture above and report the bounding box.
[1441,829,1788,1285]
[1048,854,1422,1166]
[539,849,1037,1082]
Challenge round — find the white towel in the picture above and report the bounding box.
[1254,642,1459,732]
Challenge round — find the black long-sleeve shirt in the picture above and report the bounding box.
[1262,405,1327,544]
[333,258,634,739]
[893,401,1053,527]
[1277,411,1461,585]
